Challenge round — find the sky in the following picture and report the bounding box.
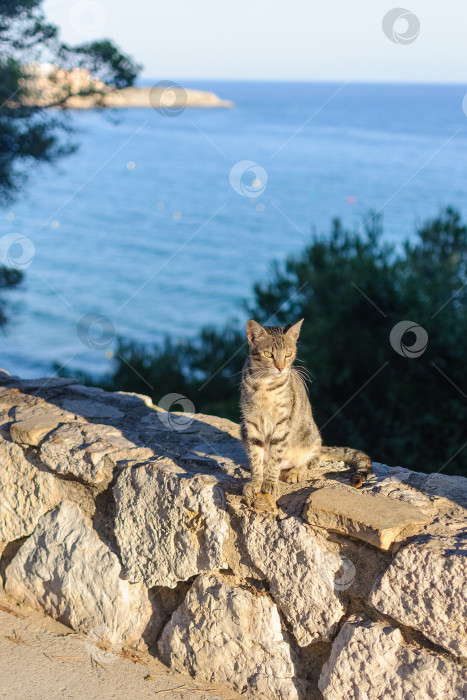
[43,1,467,83]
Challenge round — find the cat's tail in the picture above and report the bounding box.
[320,446,372,488]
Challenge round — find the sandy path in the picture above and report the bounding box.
[0,597,238,700]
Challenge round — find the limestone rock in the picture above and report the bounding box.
[2,374,467,699]
[158,573,300,700]
[115,390,154,408]
[370,463,467,514]
[5,501,154,649]
[114,463,229,588]
[369,533,467,659]
[366,464,436,518]
[0,386,22,422]
[66,384,110,399]
[0,439,61,541]
[39,422,136,483]
[189,412,242,439]
[59,398,124,420]
[366,464,467,543]
[367,477,436,518]
[239,509,346,645]
[319,615,467,699]
[16,377,79,391]
[108,446,155,467]
[10,413,62,446]
[423,473,467,509]
[8,394,75,425]
[114,405,248,492]
[302,486,430,550]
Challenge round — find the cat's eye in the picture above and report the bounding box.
[263,351,273,358]
[285,351,292,357]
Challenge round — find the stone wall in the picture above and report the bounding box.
[0,372,465,699]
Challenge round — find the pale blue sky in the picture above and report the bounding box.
[44,1,467,83]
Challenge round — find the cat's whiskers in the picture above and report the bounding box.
[294,367,312,383]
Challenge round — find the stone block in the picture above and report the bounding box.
[303,486,430,550]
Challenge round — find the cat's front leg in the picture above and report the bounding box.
[262,436,288,501]
[243,449,264,504]
[241,421,265,504]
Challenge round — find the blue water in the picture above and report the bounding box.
[1,81,466,378]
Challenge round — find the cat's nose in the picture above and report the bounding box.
[277,365,285,372]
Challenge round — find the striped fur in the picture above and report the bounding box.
[240,319,372,503]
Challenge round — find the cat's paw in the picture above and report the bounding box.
[281,467,305,484]
[252,492,278,515]
[243,480,262,505]
[262,479,278,500]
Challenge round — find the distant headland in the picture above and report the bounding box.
[76,85,232,109]
[14,63,234,110]
[61,85,233,110]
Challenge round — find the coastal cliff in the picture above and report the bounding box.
[0,371,465,699]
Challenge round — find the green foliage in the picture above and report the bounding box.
[81,327,246,420]
[247,207,466,476]
[0,265,23,326]
[0,1,58,51]
[72,207,467,477]
[0,0,141,202]
[61,40,140,89]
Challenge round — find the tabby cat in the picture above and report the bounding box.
[240,319,372,503]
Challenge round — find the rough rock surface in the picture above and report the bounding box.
[0,438,62,541]
[59,397,124,420]
[369,462,464,525]
[238,509,346,645]
[5,501,155,648]
[319,615,467,700]
[114,463,230,588]
[158,573,301,700]
[369,532,467,659]
[1,373,467,700]
[9,413,62,446]
[302,485,430,550]
[39,422,137,484]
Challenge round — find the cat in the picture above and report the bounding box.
[240,318,372,504]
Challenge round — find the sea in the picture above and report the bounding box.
[1,80,466,379]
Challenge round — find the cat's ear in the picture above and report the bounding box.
[246,320,267,344]
[284,318,304,342]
